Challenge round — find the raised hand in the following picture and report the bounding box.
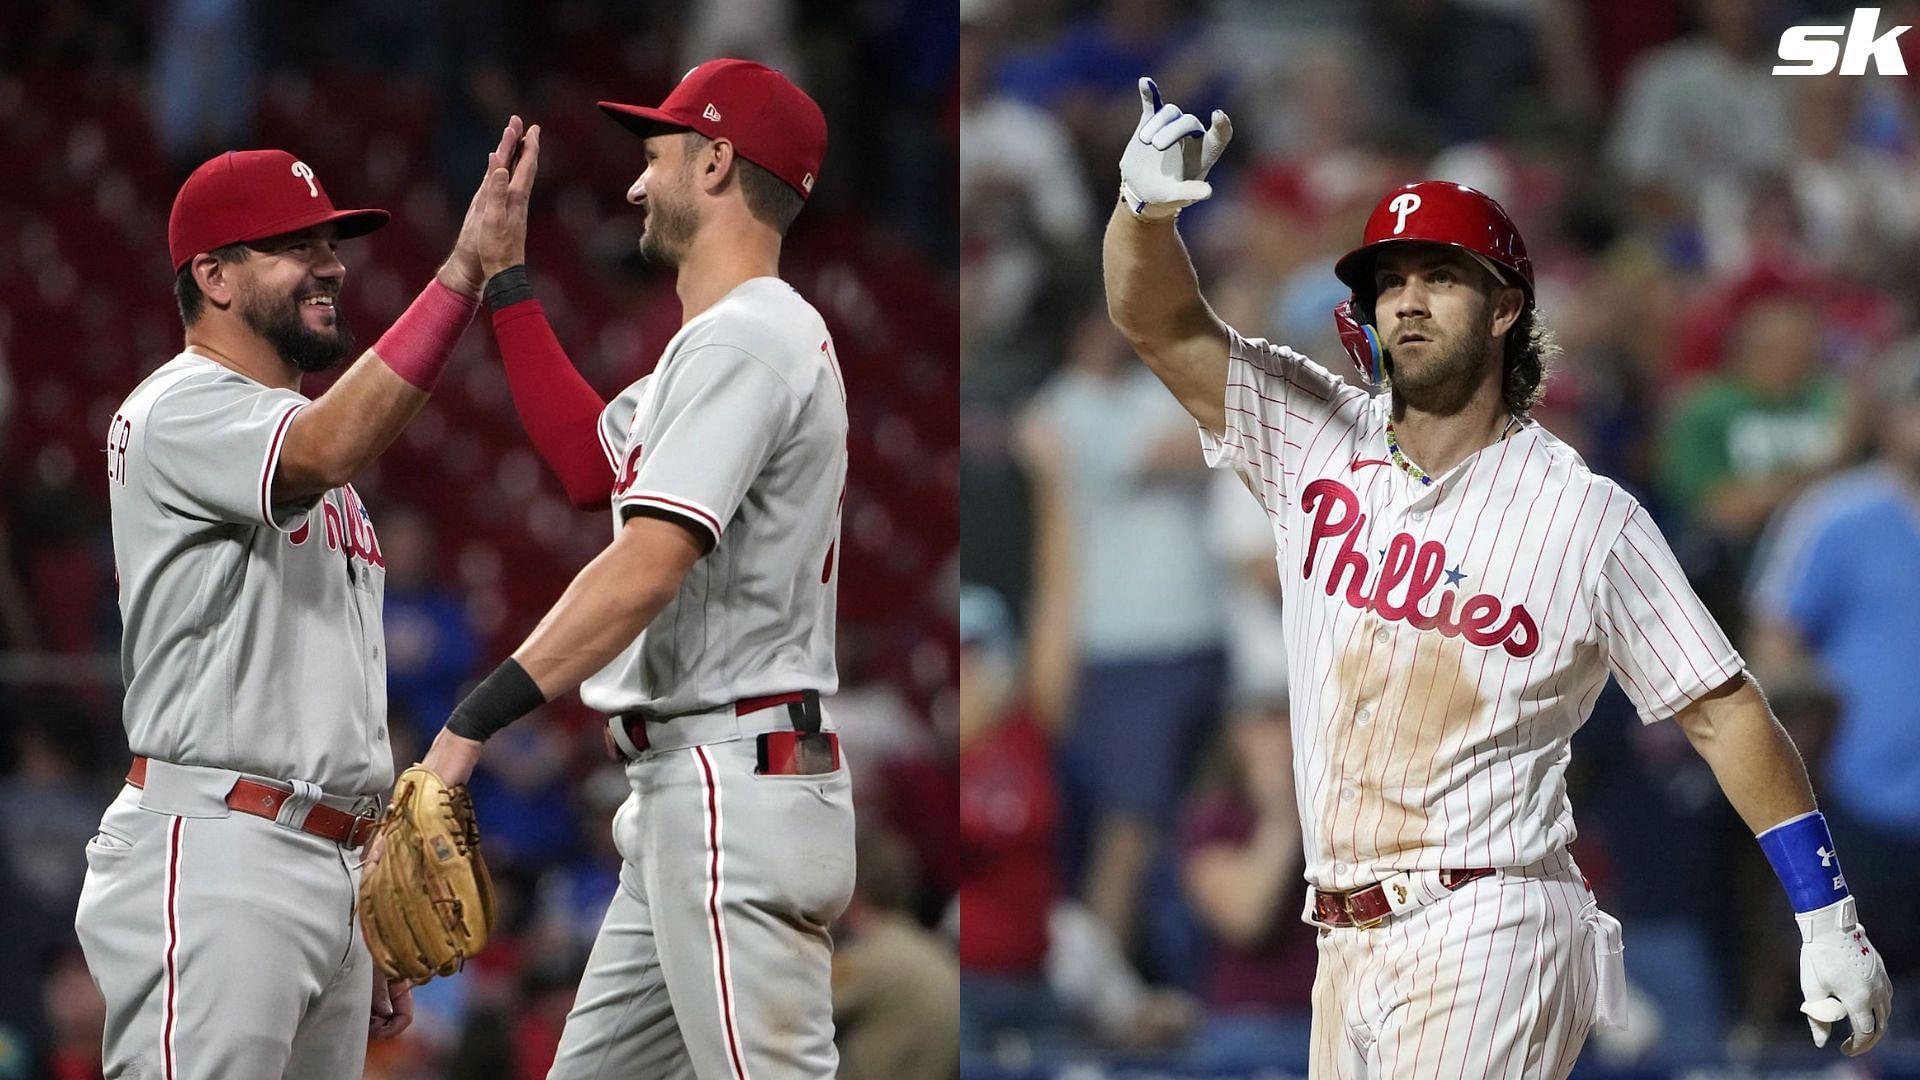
[475,122,542,281]
[440,116,528,297]
[1119,77,1232,222]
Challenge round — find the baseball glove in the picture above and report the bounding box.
[358,764,496,981]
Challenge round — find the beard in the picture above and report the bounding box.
[638,187,700,267]
[240,283,355,373]
[1384,303,1496,413]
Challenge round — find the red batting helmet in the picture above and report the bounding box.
[1331,181,1533,382]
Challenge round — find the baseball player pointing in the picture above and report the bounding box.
[79,119,531,1079]
[1104,77,1892,1076]
[404,60,851,1079]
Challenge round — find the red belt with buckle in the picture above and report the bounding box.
[126,757,377,849]
[1313,868,1494,928]
[607,691,806,757]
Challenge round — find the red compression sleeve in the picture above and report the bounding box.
[491,299,616,509]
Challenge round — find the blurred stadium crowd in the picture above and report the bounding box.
[0,2,957,1078]
[961,0,1920,1075]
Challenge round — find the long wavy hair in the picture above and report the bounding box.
[1502,303,1560,416]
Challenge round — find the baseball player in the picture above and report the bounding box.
[412,60,852,1079]
[1103,77,1893,1076]
[76,121,530,1079]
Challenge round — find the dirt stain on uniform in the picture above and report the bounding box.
[1349,631,1488,865]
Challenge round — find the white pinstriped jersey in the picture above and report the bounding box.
[581,277,846,717]
[1201,328,1743,891]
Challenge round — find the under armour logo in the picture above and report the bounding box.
[1392,883,1408,904]
[1818,846,1836,867]
[1389,192,1422,234]
[703,103,722,122]
[291,161,318,198]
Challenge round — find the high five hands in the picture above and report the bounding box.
[441,116,543,297]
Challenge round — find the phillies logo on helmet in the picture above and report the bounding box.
[1388,192,1421,235]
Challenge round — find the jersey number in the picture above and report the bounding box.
[106,413,132,486]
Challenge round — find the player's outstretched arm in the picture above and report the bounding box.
[1676,675,1893,1056]
[276,119,531,500]
[1103,76,1232,435]
[418,513,706,785]
[469,123,619,510]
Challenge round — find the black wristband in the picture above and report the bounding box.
[447,657,546,742]
[483,264,534,310]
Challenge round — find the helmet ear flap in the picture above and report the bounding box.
[1334,297,1383,385]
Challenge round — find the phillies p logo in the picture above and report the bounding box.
[1389,192,1422,235]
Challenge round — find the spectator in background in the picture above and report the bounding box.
[1701,75,1920,280]
[1607,0,1789,232]
[382,505,481,747]
[1025,306,1227,978]
[833,827,961,1080]
[149,0,260,174]
[1206,469,1287,704]
[961,1,1094,260]
[37,941,102,1080]
[958,584,1065,1052]
[1661,293,1847,622]
[1747,343,1920,1014]
[0,701,106,947]
[1178,689,1318,1070]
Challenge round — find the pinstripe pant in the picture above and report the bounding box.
[1309,851,1600,1079]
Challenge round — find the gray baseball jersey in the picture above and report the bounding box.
[583,276,846,716]
[106,351,392,795]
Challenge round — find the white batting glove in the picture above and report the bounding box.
[1119,77,1232,221]
[1796,897,1892,1056]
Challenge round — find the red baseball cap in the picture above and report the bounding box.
[598,59,827,199]
[168,150,390,272]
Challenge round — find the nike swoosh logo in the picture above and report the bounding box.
[1351,457,1391,471]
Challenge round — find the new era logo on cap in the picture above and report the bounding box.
[597,58,828,200]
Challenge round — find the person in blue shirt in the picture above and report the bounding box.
[1749,344,1920,1011]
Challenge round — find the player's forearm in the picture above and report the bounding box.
[510,515,704,700]
[488,271,616,510]
[1102,199,1218,357]
[277,357,431,497]
[1101,200,1229,431]
[278,279,478,499]
[1677,674,1818,833]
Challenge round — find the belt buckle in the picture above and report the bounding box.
[1345,890,1388,931]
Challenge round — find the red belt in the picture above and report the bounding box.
[126,757,377,849]
[1313,868,1494,929]
[605,691,809,759]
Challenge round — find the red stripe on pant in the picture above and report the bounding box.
[164,817,183,1080]
[696,747,750,1079]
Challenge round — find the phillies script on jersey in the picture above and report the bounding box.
[1301,477,1538,658]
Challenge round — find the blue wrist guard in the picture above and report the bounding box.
[1756,811,1850,914]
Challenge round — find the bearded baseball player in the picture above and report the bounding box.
[408,60,852,1079]
[1103,77,1893,1076]
[76,121,530,1079]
